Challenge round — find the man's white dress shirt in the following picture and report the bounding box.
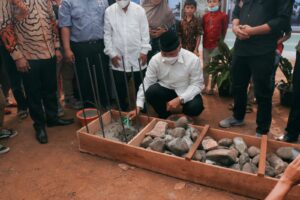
[104,2,151,72]
[136,48,204,108]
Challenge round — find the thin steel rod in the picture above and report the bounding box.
[137,59,150,122]
[130,66,140,132]
[121,56,132,110]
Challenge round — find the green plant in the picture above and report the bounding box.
[206,41,233,96]
[277,56,293,92]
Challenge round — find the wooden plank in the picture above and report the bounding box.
[185,124,210,160]
[128,118,157,146]
[258,135,268,177]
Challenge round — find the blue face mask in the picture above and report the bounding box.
[208,5,219,12]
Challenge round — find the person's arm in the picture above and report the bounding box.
[179,57,203,103]
[265,155,300,200]
[194,18,202,54]
[139,8,151,65]
[221,13,229,40]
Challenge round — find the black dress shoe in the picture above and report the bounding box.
[277,134,299,143]
[35,128,48,144]
[47,118,74,127]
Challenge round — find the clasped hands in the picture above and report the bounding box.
[233,24,254,40]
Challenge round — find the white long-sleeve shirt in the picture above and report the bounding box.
[104,2,151,72]
[136,48,204,108]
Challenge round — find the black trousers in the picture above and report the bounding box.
[286,51,300,136]
[113,69,145,111]
[71,40,110,108]
[231,52,276,134]
[146,83,204,119]
[0,45,27,111]
[22,58,58,128]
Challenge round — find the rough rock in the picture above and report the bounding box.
[276,147,300,161]
[242,162,256,174]
[218,138,233,147]
[265,166,276,177]
[175,116,189,129]
[141,136,153,148]
[251,154,260,166]
[182,135,194,149]
[164,150,174,155]
[267,153,287,175]
[169,127,186,138]
[164,135,174,144]
[230,163,241,171]
[146,121,168,138]
[104,122,123,136]
[202,138,218,151]
[247,146,261,158]
[275,173,284,179]
[149,137,165,152]
[206,149,237,166]
[186,127,199,142]
[192,150,206,162]
[167,138,189,156]
[239,153,250,166]
[217,146,229,150]
[233,137,248,154]
[205,160,217,165]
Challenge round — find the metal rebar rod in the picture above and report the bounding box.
[72,62,89,133]
[130,66,140,132]
[108,66,128,143]
[137,59,150,122]
[121,56,132,110]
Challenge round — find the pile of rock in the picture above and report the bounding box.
[140,117,200,156]
[192,136,261,174]
[266,147,300,178]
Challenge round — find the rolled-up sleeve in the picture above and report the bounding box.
[59,0,72,27]
[267,0,293,34]
[232,1,241,20]
[139,9,151,55]
[179,58,203,103]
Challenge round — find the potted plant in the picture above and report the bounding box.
[277,56,293,107]
[207,41,233,97]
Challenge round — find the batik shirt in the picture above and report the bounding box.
[0,0,60,61]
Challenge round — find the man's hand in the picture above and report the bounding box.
[127,107,141,120]
[139,53,147,66]
[166,97,182,113]
[280,155,300,187]
[150,27,167,38]
[15,57,30,72]
[55,49,63,63]
[240,25,255,36]
[65,49,75,63]
[233,25,250,40]
[112,55,121,68]
[193,49,199,56]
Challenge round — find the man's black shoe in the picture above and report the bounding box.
[47,118,74,127]
[35,128,48,144]
[278,134,299,143]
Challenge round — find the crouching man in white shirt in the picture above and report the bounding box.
[128,30,204,119]
[104,0,151,111]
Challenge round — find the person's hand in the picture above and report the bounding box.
[240,25,255,36]
[65,49,75,63]
[15,57,30,72]
[139,53,147,66]
[166,97,182,113]
[150,27,167,38]
[127,107,141,120]
[112,55,121,68]
[280,155,300,187]
[193,49,199,56]
[55,49,63,63]
[233,25,250,40]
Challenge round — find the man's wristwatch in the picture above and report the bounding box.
[179,97,184,105]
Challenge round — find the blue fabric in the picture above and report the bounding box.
[59,0,108,42]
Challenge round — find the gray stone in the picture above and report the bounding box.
[218,138,233,147]
[182,135,194,149]
[205,160,217,165]
[217,146,229,150]
[239,153,250,166]
[230,163,241,171]
[169,127,186,138]
[175,116,189,129]
[242,163,255,174]
[206,149,237,166]
[233,137,248,154]
[275,173,284,179]
[251,154,260,166]
[164,150,174,155]
[149,137,165,152]
[192,150,206,162]
[265,166,276,177]
[164,135,174,144]
[146,121,168,138]
[167,138,190,156]
[276,147,300,161]
[141,136,153,148]
[186,127,199,142]
[104,122,123,137]
[202,138,218,151]
[248,146,261,158]
[267,153,287,175]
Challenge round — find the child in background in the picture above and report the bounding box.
[178,0,202,56]
[202,0,228,95]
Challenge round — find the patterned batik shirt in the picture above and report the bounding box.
[178,16,202,52]
[0,0,60,61]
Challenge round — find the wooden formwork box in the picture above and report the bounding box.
[77,112,300,200]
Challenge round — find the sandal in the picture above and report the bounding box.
[0,129,18,139]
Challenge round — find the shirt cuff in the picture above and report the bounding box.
[136,100,144,109]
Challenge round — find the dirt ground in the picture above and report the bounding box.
[0,68,297,200]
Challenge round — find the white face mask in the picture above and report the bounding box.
[117,0,130,9]
[162,56,178,65]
